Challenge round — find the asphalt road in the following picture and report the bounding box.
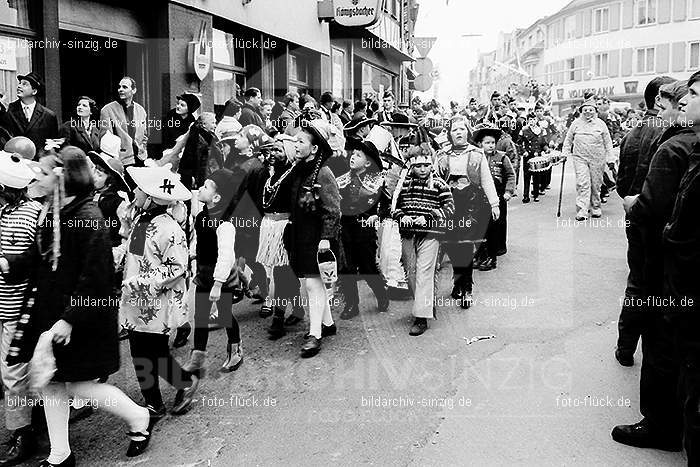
[2,162,686,466]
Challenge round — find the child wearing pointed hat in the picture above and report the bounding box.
[120,164,199,416]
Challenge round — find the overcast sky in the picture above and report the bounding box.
[413,0,572,102]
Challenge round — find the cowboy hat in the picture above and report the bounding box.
[127,165,191,202]
[379,113,418,128]
[300,119,333,158]
[343,115,377,133]
[472,124,502,144]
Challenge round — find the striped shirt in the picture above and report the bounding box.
[393,175,455,236]
[0,200,42,321]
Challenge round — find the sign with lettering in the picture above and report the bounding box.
[0,38,17,71]
[334,0,382,27]
[187,21,211,81]
[567,85,615,100]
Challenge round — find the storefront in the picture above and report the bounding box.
[0,0,40,107]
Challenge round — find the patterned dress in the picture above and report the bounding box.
[120,210,189,335]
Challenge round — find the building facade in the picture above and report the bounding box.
[0,0,416,127]
[544,0,700,115]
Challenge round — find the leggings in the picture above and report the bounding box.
[301,277,333,339]
[128,332,193,409]
[42,381,148,464]
[193,286,241,351]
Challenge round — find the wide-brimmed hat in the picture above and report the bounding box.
[127,165,191,202]
[343,115,376,133]
[87,149,130,192]
[98,132,121,159]
[176,93,201,114]
[472,124,502,144]
[0,151,35,189]
[16,71,43,92]
[301,119,333,158]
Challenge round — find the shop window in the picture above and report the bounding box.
[690,42,700,70]
[0,0,31,29]
[289,53,309,91]
[567,58,576,81]
[0,36,31,100]
[212,29,245,69]
[637,0,657,26]
[594,7,609,33]
[636,47,655,73]
[361,62,394,100]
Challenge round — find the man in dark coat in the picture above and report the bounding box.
[614,75,676,366]
[238,87,265,130]
[612,73,699,453]
[662,70,700,465]
[0,72,59,159]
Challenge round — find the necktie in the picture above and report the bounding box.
[23,105,31,121]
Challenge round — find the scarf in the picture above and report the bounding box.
[129,205,169,256]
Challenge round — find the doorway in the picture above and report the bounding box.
[59,29,146,122]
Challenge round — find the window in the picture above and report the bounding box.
[565,15,576,40]
[594,53,609,77]
[692,0,700,19]
[0,0,31,28]
[567,58,576,81]
[636,47,655,73]
[331,47,345,99]
[690,42,700,70]
[594,7,609,33]
[0,36,32,100]
[212,29,245,69]
[386,0,400,19]
[637,0,657,25]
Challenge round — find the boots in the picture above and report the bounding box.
[0,426,35,466]
[182,350,207,375]
[221,342,243,372]
[171,375,200,416]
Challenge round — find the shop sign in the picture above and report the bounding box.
[187,21,211,81]
[567,85,615,100]
[0,38,17,71]
[334,0,382,27]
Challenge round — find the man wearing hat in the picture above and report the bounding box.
[0,71,58,159]
[0,151,42,466]
[561,97,613,220]
[120,165,200,416]
[336,131,389,319]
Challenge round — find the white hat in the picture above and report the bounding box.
[100,132,122,158]
[126,165,191,202]
[365,125,393,153]
[215,116,243,141]
[0,150,36,189]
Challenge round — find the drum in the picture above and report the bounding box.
[528,155,551,173]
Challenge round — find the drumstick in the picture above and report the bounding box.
[557,158,566,217]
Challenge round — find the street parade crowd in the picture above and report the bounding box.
[0,66,698,466]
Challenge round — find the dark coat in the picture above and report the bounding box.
[224,155,266,259]
[60,119,101,154]
[663,142,700,311]
[238,103,265,129]
[179,123,220,190]
[287,159,341,276]
[95,186,125,247]
[1,100,59,157]
[34,194,120,382]
[617,109,665,198]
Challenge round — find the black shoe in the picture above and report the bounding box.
[409,318,428,336]
[611,419,682,451]
[461,292,473,309]
[38,453,75,467]
[478,258,495,271]
[268,316,286,340]
[172,323,191,349]
[304,324,337,339]
[451,284,464,300]
[259,305,273,318]
[533,197,540,202]
[495,248,507,256]
[522,197,530,204]
[126,406,160,457]
[340,304,359,320]
[387,286,412,301]
[171,375,200,416]
[301,336,321,358]
[377,294,390,313]
[615,349,634,367]
[0,427,34,466]
[539,189,546,196]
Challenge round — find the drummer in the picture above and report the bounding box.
[561,98,613,221]
[519,112,549,203]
